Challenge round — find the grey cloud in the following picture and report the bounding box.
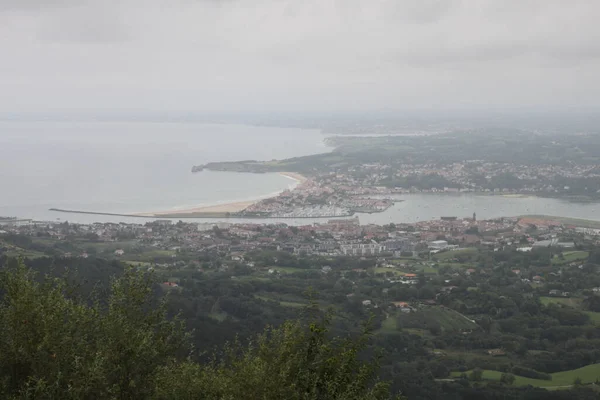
[0,0,89,12]
[0,0,599,113]
[36,4,130,43]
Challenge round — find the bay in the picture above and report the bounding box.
[0,121,328,222]
[1,121,599,226]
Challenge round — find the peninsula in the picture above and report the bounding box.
[194,130,600,202]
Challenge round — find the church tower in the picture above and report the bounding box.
[473,212,476,222]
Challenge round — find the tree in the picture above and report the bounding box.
[500,373,516,385]
[469,368,483,382]
[154,313,405,400]
[0,260,402,400]
[0,260,187,399]
[465,226,479,235]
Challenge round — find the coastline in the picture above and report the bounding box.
[138,200,256,216]
[279,172,308,183]
[109,172,309,218]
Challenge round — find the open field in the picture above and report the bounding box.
[273,266,310,274]
[395,306,478,333]
[3,249,46,259]
[433,248,478,261]
[120,249,178,262]
[374,267,403,275]
[552,251,589,265]
[585,311,600,324]
[540,297,582,308]
[539,297,600,325]
[279,300,306,308]
[451,363,600,388]
[380,315,398,333]
[254,294,308,309]
[125,261,153,267]
[521,215,600,229]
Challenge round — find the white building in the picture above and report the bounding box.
[340,243,385,256]
[428,240,448,250]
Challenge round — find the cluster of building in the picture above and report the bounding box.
[2,211,598,262]
[315,161,600,194]
[239,178,393,218]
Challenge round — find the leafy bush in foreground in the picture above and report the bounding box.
[0,261,402,400]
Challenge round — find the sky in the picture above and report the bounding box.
[1,0,600,115]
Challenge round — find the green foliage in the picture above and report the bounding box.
[154,312,404,400]
[469,368,483,382]
[0,260,400,400]
[511,366,552,381]
[500,373,516,385]
[0,260,187,399]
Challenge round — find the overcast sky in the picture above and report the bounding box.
[1,0,599,114]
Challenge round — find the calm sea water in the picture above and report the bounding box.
[1,121,599,225]
[0,121,329,222]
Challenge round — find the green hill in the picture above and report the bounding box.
[452,363,600,388]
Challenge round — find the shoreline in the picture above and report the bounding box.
[137,171,308,217]
[138,200,256,216]
[47,207,353,219]
[52,172,311,220]
[278,172,308,183]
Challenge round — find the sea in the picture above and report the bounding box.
[0,121,328,223]
[1,120,599,226]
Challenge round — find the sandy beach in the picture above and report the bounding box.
[279,172,308,183]
[132,172,308,217]
[136,200,256,217]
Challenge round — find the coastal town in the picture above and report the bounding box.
[179,158,600,219]
[5,209,600,395]
[187,130,600,220]
[46,130,600,221]
[2,214,598,264]
[6,2,600,396]
[238,174,394,218]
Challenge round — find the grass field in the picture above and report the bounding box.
[279,300,306,308]
[208,311,229,322]
[396,306,478,332]
[585,311,600,324]
[123,249,177,262]
[380,315,398,333]
[255,294,307,308]
[552,251,589,265]
[539,297,600,325]
[86,240,138,252]
[442,262,473,269]
[420,266,439,274]
[3,249,46,259]
[540,297,582,308]
[521,215,600,229]
[451,363,600,388]
[433,248,478,261]
[275,266,310,274]
[373,267,402,275]
[125,261,153,267]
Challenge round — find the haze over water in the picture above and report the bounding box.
[2,120,600,226]
[0,121,328,222]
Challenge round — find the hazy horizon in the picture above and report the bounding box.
[2,0,600,115]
